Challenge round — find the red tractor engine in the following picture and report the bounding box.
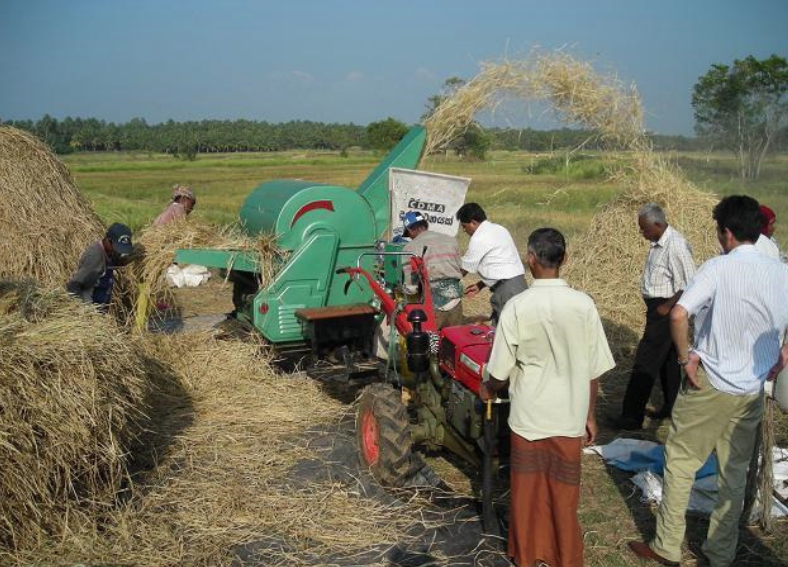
[439,325,495,396]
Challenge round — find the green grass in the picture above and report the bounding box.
[521,153,609,179]
[669,152,788,249]
[62,148,788,248]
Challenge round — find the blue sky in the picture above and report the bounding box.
[1,0,787,135]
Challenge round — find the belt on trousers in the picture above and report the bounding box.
[489,277,515,293]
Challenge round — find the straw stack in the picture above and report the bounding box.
[563,152,721,361]
[0,281,148,551]
[0,127,103,286]
[112,219,280,325]
[8,331,423,566]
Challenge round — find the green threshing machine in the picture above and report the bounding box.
[175,126,426,356]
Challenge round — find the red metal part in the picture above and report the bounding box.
[290,200,335,227]
[339,255,436,334]
[360,408,379,465]
[438,325,495,395]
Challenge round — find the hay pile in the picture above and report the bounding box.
[8,331,424,566]
[563,153,720,360]
[423,51,644,156]
[113,219,280,325]
[0,281,148,551]
[0,127,103,286]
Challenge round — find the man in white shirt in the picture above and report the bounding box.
[615,203,696,430]
[629,195,788,567]
[481,228,615,567]
[456,203,526,325]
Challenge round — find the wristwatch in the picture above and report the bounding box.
[678,358,690,367]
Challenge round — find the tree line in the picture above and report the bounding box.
[1,114,723,157]
[0,116,369,157]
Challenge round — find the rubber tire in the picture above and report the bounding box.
[356,383,413,487]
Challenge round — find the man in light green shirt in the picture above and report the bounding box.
[481,228,615,567]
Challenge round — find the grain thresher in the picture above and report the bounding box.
[175,126,426,365]
[176,125,507,532]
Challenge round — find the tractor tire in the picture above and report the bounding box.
[356,383,413,487]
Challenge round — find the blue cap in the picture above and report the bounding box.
[106,222,133,255]
[403,211,427,231]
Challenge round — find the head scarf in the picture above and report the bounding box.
[172,184,195,202]
[760,205,776,235]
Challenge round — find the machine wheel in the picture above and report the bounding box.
[356,383,413,486]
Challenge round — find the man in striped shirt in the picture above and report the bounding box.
[629,195,788,567]
[615,203,696,430]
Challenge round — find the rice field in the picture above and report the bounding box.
[63,148,788,249]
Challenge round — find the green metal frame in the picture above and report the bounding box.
[175,125,427,344]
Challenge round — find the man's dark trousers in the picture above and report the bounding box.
[620,297,681,426]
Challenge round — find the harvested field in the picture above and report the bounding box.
[0,127,103,286]
[3,51,787,566]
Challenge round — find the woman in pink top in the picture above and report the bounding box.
[154,184,196,226]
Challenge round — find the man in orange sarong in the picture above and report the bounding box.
[481,228,615,567]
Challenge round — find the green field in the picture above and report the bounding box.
[64,149,788,252]
[62,149,788,566]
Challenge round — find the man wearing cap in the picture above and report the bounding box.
[67,223,134,310]
[154,184,196,226]
[402,211,464,329]
[456,202,526,325]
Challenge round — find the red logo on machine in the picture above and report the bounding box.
[291,200,335,227]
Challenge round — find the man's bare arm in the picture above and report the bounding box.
[585,379,599,445]
[670,304,701,387]
[768,342,788,381]
[479,374,509,401]
[656,291,683,316]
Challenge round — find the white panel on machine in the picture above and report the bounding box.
[389,168,470,240]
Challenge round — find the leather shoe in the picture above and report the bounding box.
[627,541,679,566]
